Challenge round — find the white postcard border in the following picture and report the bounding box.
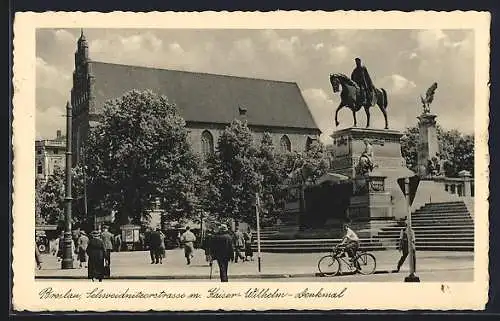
[12,11,491,311]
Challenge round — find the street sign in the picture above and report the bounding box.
[397,175,421,206]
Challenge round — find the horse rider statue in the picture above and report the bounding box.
[351,57,375,106]
[356,139,375,176]
[329,57,389,129]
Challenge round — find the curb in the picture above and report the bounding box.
[35,270,396,280]
[35,273,316,280]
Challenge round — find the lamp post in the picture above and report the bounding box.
[61,101,74,269]
[403,177,419,282]
[255,192,262,273]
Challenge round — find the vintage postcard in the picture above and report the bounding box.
[12,11,490,311]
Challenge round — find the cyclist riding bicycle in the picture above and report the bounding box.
[338,223,360,262]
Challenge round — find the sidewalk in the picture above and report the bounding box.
[35,249,474,280]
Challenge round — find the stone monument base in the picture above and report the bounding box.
[347,174,394,237]
[330,127,414,220]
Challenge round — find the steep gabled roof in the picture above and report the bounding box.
[89,61,320,131]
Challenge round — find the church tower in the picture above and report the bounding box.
[71,29,96,166]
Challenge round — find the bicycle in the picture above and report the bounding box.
[318,244,377,276]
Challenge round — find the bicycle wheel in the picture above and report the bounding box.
[318,255,341,276]
[355,252,376,275]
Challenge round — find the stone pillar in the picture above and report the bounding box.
[417,113,439,177]
[459,170,473,197]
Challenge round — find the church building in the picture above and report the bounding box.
[70,31,321,164]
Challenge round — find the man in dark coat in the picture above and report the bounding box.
[396,220,417,273]
[351,57,375,106]
[233,227,246,263]
[100,226,114,267]
[149,228,162,264]
[86,230,105,282]
[77,230,89,268]
[243,227,254,261]
[35,245,42,270]
[211,224,234,282]
[201,230,214,265]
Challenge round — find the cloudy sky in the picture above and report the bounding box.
[36,28,474,142]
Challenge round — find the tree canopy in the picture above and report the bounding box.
[401,124,474,177]
[204,121,330,226]
[82,90,202,226]
[36,166,85,226]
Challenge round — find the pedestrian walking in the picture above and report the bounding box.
[201,230,214,265]
[56,232,64,261]
[100,226,114,267]
[87,230,105,282]
[35,245,42,270]
[148,228,163,264]
[139,231,146,251]
[176,231,181,248]
[244,227,254,261]
[50,237,58,256]
[396,220,416,272]
[77,231,89,268]
[114,233,122,252]
[159,229,166,260]
[233,227,246,263]
[180,226,196,265]
[211,224,234,282]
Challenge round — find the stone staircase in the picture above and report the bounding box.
[376,201,474,251]
[252,201,474,253]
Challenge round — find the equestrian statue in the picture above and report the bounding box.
[329,57,389,129]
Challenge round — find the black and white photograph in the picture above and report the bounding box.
[12,11,490,311]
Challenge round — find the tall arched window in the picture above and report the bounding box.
[280,135,292,152]
[305,137,313,151]
[201,130,214,157]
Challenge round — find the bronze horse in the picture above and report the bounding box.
[329,73,389,129]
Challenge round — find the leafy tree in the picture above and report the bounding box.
[207,120,261,224]
[35,178,45,225]
[255,133,282,216]
[36,166,85,225]
[300,141,331,184]
[401,124,474,177]
[82,90,201,226]
[400,126,420,172]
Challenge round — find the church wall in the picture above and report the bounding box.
[187,123,319,155]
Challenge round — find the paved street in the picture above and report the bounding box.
[36,249,473,282]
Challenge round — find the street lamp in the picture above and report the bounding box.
[403,177,419,282]
[61,101,74,269]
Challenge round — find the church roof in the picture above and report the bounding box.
[89,61,320,132]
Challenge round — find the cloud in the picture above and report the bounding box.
[379,74,417,95]
[328,45,349,64]
[36,57,71,92]
[313,43,324,50]
[413,30,474,87]
[168,42,184,55]
[53,29,78,45]
[228,38,255,62]
[302,88,337,143]
[415,29,450,54]
[269,35,301,59]
[35,29,476,139]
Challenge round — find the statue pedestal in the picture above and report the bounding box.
[330,127,414,221]
[347,174,393,237]
[330,127,408,178]
[417,113,439,177]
